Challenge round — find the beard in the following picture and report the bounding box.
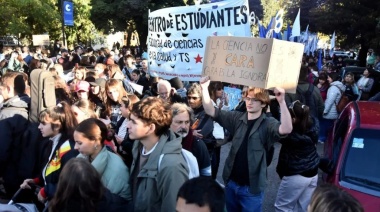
[176,129,188,138]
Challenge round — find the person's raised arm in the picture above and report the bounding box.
[199,76,215,118]
[274,87,293,135]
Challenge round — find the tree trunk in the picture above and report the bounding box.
[358,36,369,67]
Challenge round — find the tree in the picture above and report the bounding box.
[310,0,380,66]
[0,0,61,42]
[65,0,95,46]
[286,0,321,30]
[91,0,186,49]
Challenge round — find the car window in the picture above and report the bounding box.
[342,128,380,192]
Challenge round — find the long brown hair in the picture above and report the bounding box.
[39,101,78,136]
[102,79,127,118]
[49,158,105,212]
[288,100,311,134]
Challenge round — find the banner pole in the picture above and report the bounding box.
[61,0,66,47]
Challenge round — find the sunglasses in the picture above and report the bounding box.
[187,96,200,100]
[289,100,305,116]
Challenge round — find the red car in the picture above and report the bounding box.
[323,101,380,211]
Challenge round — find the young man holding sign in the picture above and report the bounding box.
[199,76,293,212]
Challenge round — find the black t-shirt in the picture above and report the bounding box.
[229,119,257,186]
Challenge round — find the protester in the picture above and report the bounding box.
[88,77,107,118]
[20,102,78,203]
[308,184,363,212]
[315,72,329,102]
[114,95,140,168]
[357,68,374,100]
[208,81,229,179]
[319,72,345,143]
[121,54,136,80]
[199,76,292,211]
[74,118,131,200]
[170,103,211,177]
[157,79,184,104]
[176,177,225,212]
[102,79,127,128]
[128,97,189,211]
[75,80,90,101]
[71,99,97,123]
[274,100,319,211]
[0,73,31,197]
[48,158,130,212]
[342,72,359,101]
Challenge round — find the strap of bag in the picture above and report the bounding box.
[332,85,344,106]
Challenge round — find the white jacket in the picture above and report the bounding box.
[323,81,346,120]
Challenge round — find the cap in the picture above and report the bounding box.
[89,78,106,88]
[75,81,90,92]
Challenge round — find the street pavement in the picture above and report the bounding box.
[216,142,324,211]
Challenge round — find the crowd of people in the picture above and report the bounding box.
[0,43,368,212]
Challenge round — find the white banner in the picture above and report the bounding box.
[148,0,251,81]
[32,35,50,46]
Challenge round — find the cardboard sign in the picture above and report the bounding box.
[147,0,251,81]
[202,36,304,93]
[32,35,50,46]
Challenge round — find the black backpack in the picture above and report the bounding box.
[296,84,320,133]
[296,84,316,115]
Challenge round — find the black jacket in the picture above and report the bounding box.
[276,131,320,179]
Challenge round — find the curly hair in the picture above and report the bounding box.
[131,97,172,136]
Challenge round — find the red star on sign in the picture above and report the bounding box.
[194,54,203,63]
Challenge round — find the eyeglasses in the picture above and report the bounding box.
[244,97,260,103]
[187,96,200,100]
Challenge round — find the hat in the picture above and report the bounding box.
[89,78,106,88]
[75,81,90,92]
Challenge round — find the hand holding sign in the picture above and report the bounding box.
[273,87,285,104]
[199,76,211,89]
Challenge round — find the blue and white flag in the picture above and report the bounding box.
[291,9,300,38]
[329,31,335,57]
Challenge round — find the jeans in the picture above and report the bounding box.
[225,180,264,212]
[274,174,318,212]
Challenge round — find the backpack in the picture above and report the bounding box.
[158,149,199,179]
[296,84,320,133]
[259,118,275,167]
[296,84,317,117]
[29,69,56,123]
[333,85,350,113]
